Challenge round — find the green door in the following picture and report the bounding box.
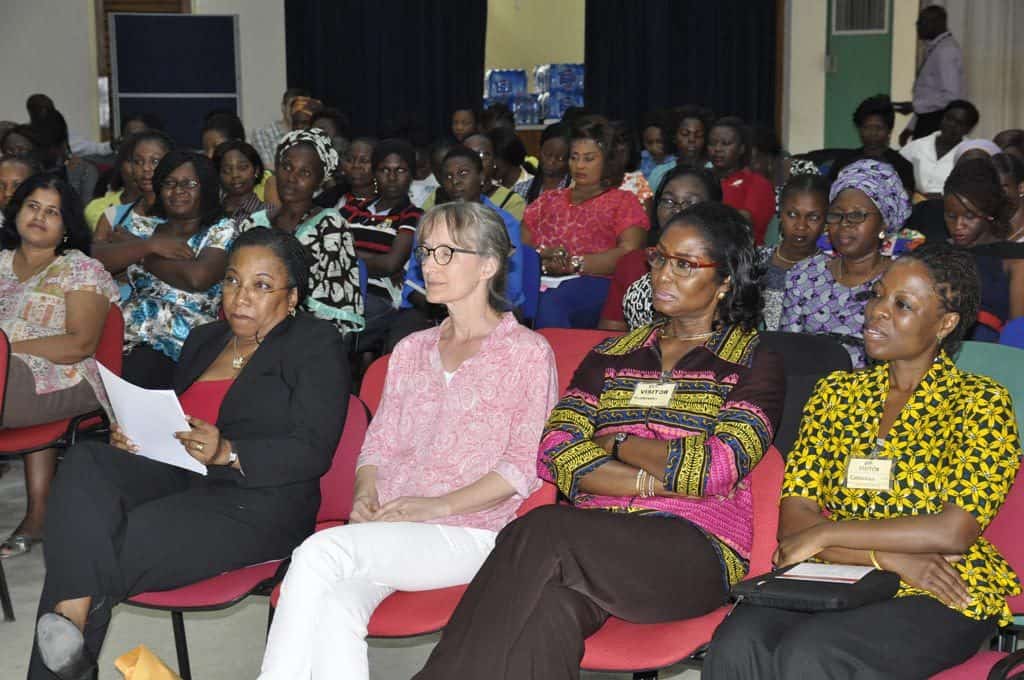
[824,0,894,149]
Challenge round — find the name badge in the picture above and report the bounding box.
[629,382,676,408]
[845,457,893,491]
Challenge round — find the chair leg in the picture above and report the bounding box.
[171,611,192,680]
[0,560,14,621]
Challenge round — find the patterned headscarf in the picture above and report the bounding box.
[276,128,339,184]
[829,158,911,232]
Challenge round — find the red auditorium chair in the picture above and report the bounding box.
[125,394,369,680]
[0,304,124,623]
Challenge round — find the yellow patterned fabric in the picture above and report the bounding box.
[782,353,1022,625]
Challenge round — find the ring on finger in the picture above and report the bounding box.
[195,442,205,452]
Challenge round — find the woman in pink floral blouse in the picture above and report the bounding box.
[0,173,118,558]
[261,201,559,680]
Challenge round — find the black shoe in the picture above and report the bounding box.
[35,613,97,680]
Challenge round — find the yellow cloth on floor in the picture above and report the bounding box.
[116,645,182,680]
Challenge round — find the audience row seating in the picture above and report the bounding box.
[0,304,125,624]
[1001,318,1024,351]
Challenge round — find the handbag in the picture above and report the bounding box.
[730,563,901,612]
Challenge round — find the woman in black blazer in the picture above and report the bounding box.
[29,228,350,680]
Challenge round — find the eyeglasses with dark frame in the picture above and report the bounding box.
[824,210,881,226]
[413,244,484,266]
[645,247,718,277]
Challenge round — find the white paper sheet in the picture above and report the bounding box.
[97,365,207,476]
[776,563,874,584]
[540,274,581,290]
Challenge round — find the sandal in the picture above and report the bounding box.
[0,534,42,559]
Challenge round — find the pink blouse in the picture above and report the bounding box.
[357,313,559,532]
[523,187,650,258]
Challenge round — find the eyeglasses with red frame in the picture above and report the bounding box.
[645,247,718,277]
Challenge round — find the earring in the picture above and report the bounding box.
[717,292,727,300]
[372,178,379,192]
[878,231,886,240]
[288,307,297,317]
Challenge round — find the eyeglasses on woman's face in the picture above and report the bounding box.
[824,209,880,226]
[414,244,484,266]
[645,247,717,278]
[160,178,201,193]
[221,274,293,297]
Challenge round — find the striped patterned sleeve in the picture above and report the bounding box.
[663,349,785,498]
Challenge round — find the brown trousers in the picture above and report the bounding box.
[413,504,728,680]
[1,356,100,429]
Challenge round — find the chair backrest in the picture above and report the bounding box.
[1000,318,1024,350]
[748,446,785,576]
[956,341,1024,436]
[982,472,1024,612]
[520,246,541,322]
[357,259,368,302]
[537,328,621,394]
[96,304,125,375]
[516,481,556,517]
[0,330,9,423]
[758,332,852,456]
[762,215,781,247]
[360,354,391,415]
[317,394,371,524]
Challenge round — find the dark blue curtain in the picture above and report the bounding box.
[284,0,487,139]
[584,0,778,129]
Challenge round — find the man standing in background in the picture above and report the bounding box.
[895,5,965,146]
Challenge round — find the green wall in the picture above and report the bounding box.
[824,2,894,149]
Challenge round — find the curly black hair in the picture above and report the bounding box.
[150,151,223,229]
[371,138,416,174]
[944,157,1013,238]
[853,94,896,130]
[896,242,980,356]
[570,115,626,188]
[661,202,762,330]
[2,172,93,256]
[229,227,312,302]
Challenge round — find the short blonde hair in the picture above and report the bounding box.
[417,202,513,312]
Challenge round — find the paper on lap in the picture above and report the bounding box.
[97,365,208,476]
[540,274,580,291]
[777,562,874,584]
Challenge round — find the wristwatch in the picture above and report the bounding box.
[611,432,628,458]
[226,450,238,466]
[570,255,584,273]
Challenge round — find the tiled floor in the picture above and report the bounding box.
[0,459,701,679]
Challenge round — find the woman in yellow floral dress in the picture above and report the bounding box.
[705,242,1021,679]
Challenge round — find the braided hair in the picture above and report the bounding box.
[897,242,980,356]
[943,157,1014,239]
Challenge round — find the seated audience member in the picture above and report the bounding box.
[943,157,1024,341]
[414,203,785,680]
[404,146,525,315]
[522,115,649,329]
[0,155,42,223]
[311,107,349,147]
[93,131,175,240]
[0,174,118,560]
[480,101,516,134]
[993,152,1024,242]
[639,113,676,180]
[611,121,654,213]
[490,127,532,189]
[781,159,911,368]
[84,139,141,231]
[900,99,979,196]
[645,105,713,199]
[252,87,310,169]
[749,123,786,187]
[409,144,439,207]
[759,173,830,330]
[288,97,323,132]
[95,151,236,388]
[994,129,1024,160]
[260,202,558,680]
[240,129,363,338]
[339,139,420,349]
[514,122,570,204]
[200,112,246,160]
[599,164,721,331]
[705,243,1021,680]
[317,137,378,210]
[32,111,98,204]
[29,228,349,680]
[2,124,42,161]
[829,94,916,195]
[462,133,526,220]
[708,116,775,244]
[954,139,1002,164]
[214,141,266,223]
[450,106,478,143]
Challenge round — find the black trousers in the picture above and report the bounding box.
[703,596,998,680]
[912,110,945,140]
[27,441,299,679]
[122,345,177,390]
[414,504,728,680]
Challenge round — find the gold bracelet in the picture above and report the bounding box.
[869,550,883,570]
[646,471,656,498]
[635,469,646,497]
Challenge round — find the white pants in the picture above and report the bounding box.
[259,521,497,680]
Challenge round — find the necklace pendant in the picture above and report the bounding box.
[232,356,245,370]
